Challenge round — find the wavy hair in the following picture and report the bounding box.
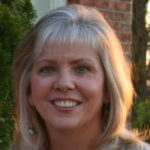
[12,4,136,150]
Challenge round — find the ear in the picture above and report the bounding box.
[103,84,110,104]
[27,84,34,106]
[103,94,110,104]
[28,95,34,106]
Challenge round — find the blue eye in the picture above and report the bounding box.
[40,66,55,74]
[75,65,90,73]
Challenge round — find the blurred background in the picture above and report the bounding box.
[0,0,149,149]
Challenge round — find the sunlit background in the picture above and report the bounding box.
[146,1,150,66]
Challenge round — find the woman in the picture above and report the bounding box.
[12,4,150,150]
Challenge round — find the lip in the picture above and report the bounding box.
[49,98,83,112]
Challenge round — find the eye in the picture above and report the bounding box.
[75,65,90,73]
[39,66,56,74]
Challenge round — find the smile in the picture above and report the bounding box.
[50,99,82,108]
[54,100,77,107]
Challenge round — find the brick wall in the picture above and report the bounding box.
[68,0,132,56]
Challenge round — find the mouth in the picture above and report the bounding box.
[50,99,82,108]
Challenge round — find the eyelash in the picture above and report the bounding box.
[39,66,56,74]
[74,65,91,73]
[38,65,92,75]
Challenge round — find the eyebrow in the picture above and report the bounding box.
[35,58,95,66]
[70,59,95,65]
[34,60,57,66]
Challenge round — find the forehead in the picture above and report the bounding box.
[39,43,100,61]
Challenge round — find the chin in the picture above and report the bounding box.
[46,118,82,131]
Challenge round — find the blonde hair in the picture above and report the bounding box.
[12,4,135,150]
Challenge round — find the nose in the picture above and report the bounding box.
[53,70,75,92]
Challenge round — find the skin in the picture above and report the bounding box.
[29,44,105,150]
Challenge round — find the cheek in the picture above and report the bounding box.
[29,76,51,104]
[77,76,105,99]
[31,75,51,91]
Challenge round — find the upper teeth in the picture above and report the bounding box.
[54,100,77,107]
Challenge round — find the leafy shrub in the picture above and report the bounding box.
[132,99,150,129]
[0,0,36,149]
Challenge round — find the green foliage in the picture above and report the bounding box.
[132,0,149,100]
[132,1,150,142]
[0,0,36,149]
[132,99,150,129]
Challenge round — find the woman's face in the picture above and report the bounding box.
[29,45,105,131]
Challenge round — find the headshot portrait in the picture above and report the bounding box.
[12,4,150,150]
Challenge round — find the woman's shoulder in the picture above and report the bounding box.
[124,142,150,150]
[143,143,150,150]
[118,129,150,150]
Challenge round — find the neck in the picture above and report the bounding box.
[47,122,101,150]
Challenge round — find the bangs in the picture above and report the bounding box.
[33,20,103,57]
